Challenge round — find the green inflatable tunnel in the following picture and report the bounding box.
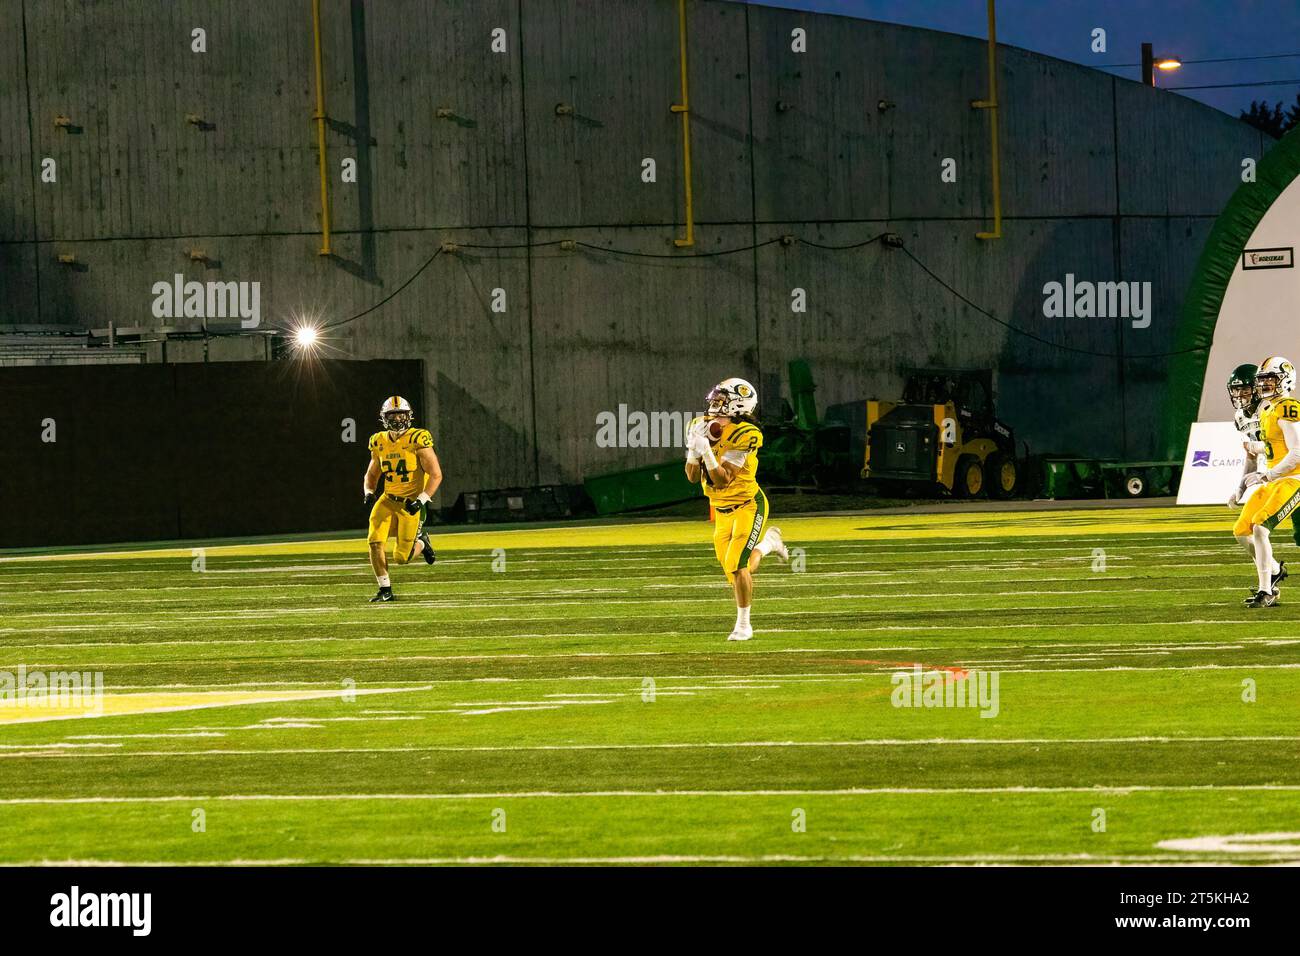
[1164,126,1300,457]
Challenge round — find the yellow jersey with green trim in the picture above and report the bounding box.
[1259,398,1300,478]
[700,420,764,508]
[368,428,434,498]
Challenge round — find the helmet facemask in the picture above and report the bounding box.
[1256,373,1283,402]
[382,410,412,435]
[705,386,733,418]
[1229,381,1258,412]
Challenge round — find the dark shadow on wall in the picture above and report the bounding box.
[324,0,380,285]
[0,229,42,326]
[435,371,556,499]
[690,111,749,148]
[1000,221,1129,462]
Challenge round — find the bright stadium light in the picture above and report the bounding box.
[295,325,320,349]
[1141,43,1183,86]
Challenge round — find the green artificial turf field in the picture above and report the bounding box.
[1,504,1298,865]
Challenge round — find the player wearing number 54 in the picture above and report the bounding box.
[361,395,443,602]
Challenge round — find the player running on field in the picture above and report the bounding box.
[1226,363,1287,592]
[1227,362,1300,570]
[684,377,790,642]
[361,396,443,603]
[1232,357,1300,608]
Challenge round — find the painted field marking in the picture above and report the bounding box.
[1157,832,1300,854]
[2,582,1263,623]
[7,611,1288,643]
[4,735,1299,762]
[3,783,1299,805]
[0,686,428,726]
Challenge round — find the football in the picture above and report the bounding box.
[707,419,724,441]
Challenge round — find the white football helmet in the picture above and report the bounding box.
[379,395,413,434]
[706,377,758,418]
[1255,357,1296,401]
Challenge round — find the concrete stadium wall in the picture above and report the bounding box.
[0,0,1269,503]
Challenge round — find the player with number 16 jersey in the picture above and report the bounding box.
[1233,357,1300,608]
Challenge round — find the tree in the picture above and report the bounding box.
[1241,94,1300,138]
[1240,99,1288,138]
[1286,92,1300,134]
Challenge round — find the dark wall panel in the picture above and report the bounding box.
[0,359,422,547]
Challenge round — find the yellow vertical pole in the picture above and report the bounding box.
[311,0,332,255]
[671,0,695,247]
[973,0,1002,240]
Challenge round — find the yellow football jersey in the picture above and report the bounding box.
[369,428,435,497]
[1259,398,1300,477]
[700,420,764,508]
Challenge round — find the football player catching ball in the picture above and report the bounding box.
[685,377,790,641]
[361,396,443,602]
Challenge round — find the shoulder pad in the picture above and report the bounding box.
[725,422,763,449]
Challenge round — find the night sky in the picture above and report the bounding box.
[742,0,1300,119]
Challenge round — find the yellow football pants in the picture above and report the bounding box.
[1234,478,1300,535]
[367,494,422,564]
[712,489,769,580]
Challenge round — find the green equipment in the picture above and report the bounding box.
[760,359,856,487]
[1037,458,1181,499]
[583,461,697,516]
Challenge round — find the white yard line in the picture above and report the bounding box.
[3,735,1297,761]
[5,631,1290,657]
[0,569,1246,602]
[3,613,1279,641]
[3,784,1299,805]
[0,585,1257,622]
[5,650,1294,677]
[0,536,1237,567]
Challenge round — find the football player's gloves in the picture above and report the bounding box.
[403,498,423,516]
[685,431,710,460]
[363,491,377,507]
[705,378,758,418]
[1255,357,1296,401]
[1228,363,1260,414]
[1243,471,1266,488]
[380,395,414,434]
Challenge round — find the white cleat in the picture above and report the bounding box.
[764,526,790,563]
[726,627,753,642]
